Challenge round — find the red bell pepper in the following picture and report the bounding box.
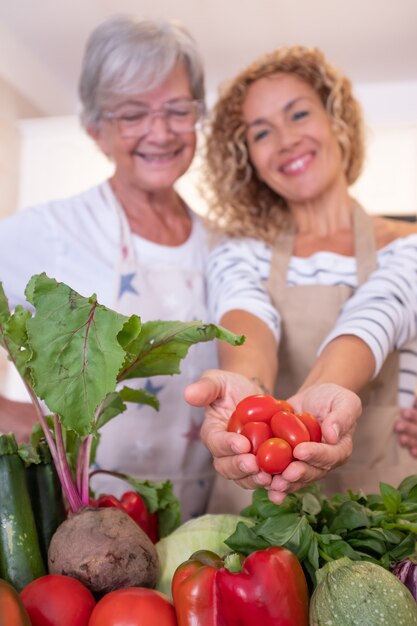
[172,547,309,626]
[92,491,159,543]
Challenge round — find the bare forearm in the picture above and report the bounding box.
[218,310,278,394]
[300,335,376,393]
[0,395,38,442]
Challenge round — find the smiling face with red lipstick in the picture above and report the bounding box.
[203,46,365,244]
[243,73,346,210]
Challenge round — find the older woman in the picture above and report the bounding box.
[186,45,417,507]
[0,15,216,520]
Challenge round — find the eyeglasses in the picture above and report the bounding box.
[103,100,203,137]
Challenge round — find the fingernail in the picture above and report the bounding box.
[332,424,340,439]
[239,461,249,472]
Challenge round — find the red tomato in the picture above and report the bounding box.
[20,574,95,626]
[88,587,177,626]
[0,579,31,626]
[275,399,295,413]
[270,411,310,448]
[296,411,322,443]
[241,421,272,454]
[256,437,293,474]
[228,394,279,433]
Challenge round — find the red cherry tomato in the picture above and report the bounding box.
[296,411,322,443]
[228,394,280,433]
[270,411,311,448]
[241,421,273,454]
[20,574,95,626]
[88,587,177,626]
[256,437,293,474]
[275,399,295,413]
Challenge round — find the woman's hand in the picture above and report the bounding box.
[184,370,273,489]
[394,404,417,457]
[268,383,361,503]
[185,374,362,503]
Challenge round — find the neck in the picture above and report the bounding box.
[109,174,191,245]
[289,178,353,237]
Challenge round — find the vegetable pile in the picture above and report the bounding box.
[3,274,417,624]
[0,273,243,596]
[227,394,321,474]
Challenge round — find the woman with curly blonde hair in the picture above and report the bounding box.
[204,46,364,243]
[186,46,417,511]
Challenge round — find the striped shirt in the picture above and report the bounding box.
[207,234,417,408]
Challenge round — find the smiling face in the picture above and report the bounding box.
[243,72,346,208]
[91,61,197,194]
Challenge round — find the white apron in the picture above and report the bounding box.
[91,183,217,521]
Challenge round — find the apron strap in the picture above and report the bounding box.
[352,201,377,284]
[266,224,295,293]
[267,200,377,292]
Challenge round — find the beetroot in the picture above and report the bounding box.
[48,507,159,596]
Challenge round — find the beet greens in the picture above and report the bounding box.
[0,273,244,514]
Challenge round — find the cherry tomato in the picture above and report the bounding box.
[88,587,177,626]
[256,437,293,474]
[275,399,295,413]
[20,574,95,626]
[241,421,273,454]
[270,411,310,448]
[228,394,280,433]
[296,411,322,443]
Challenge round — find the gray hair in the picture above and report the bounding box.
[79,15,205,128]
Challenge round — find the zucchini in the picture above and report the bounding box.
[0,434,45,591]
[25,441,66,563]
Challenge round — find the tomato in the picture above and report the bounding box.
[256,437,293,474]
[241,421,272,454]
[270,411,310,448]
[296,411,322,443]
[88,587,177,626]
[0,578,31,626]
[275,399,295,413]
[93,491,159,543]
[20,574,95,626]
[228,395,280,433]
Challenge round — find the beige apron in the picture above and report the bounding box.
[267,203,416,494]
[208,204,416,514]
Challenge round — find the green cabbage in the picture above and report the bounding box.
[155,513,253,598]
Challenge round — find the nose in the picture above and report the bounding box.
[276,123,301,153]
[146,111,174,140]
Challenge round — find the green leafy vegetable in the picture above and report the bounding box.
[226,478,417,587]
[0,273,244,515]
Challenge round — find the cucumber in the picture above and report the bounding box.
[0,434,46,591]
[310,557,417,625]
[25,441,66,563]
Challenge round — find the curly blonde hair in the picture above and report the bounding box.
[203,46,365,242]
